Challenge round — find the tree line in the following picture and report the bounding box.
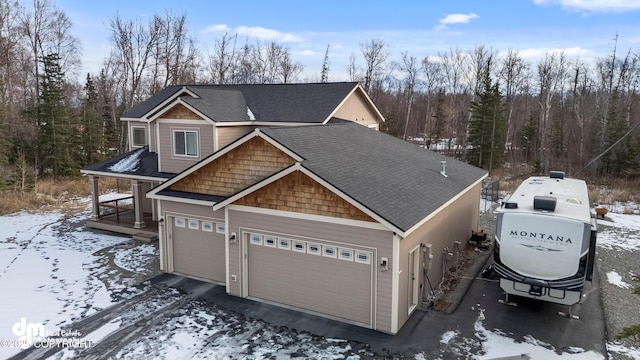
[1,0,639,195]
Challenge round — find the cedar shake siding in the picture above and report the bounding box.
[226,208,394,333]
[169,136,296,196]
[234,171,376,223]
[160,103,204,120]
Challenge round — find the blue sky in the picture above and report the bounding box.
[57,0,640,81]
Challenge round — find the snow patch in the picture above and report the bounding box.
[607,271,631,289]
[247,106,256,121]
[473,308,604,359]
[108,147,145,173]
[440,330,458,344]
[607,342,640,359]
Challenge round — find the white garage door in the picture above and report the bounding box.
[246,233,373,326]
[170,216,226,283]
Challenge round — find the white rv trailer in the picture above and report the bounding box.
[493,171,597,306]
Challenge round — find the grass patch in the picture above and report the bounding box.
[0,177,124,216]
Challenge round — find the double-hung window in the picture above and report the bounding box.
[174,130,198,157]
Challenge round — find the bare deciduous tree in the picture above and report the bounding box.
[360,38,389,93]
[536,51,567,171]
[209,30,239,84]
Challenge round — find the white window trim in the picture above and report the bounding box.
[292,240,306,253]
[172,128,199,157]
[188,219,199,230]
[339,248,354,261]
[307,243,321,255]
[202,221,213,232]
[355,251,371,265]
[323,245,337,259]
[131,126,147,147]
[175,217,185,228]
[250,234,263,245]
[264,235,276,248]
[278,238,291,250]
[215,223,225,234]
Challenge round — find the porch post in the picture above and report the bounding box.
[132,180,146,229]
[89,175,100,221]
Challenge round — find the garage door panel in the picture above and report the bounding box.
[171,218,225,282]
[248,238,373,325]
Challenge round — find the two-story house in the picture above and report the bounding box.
[81,82,487,334]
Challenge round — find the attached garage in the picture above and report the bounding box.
[169,215,226,283]
[149,123,487,334]
[244,232,375,326]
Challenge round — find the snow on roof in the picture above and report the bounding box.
[108,148,145,173]
[247,106,256,121]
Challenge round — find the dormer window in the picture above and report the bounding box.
[173,129,198,157]
[131,126,147,147]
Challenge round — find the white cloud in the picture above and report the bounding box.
[533,0,640,13]
[436,12,479,30]
[300,49,314,56]
[236,26,304,42]
[202,24,230,34]
[515,46,593,60]
[200,24,304,42]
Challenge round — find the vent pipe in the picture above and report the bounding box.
[440,161,448,177]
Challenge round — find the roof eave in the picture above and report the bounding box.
[148,98,215,124]
[146,193,216,207]
[80,169,171,182]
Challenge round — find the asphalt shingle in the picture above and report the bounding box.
[122,82,359,123]
[261,123,487,232]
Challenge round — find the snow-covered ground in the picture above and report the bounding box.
[0,197,639,359]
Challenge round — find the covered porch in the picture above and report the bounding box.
[86,175,161,241]
[80,147,174,242]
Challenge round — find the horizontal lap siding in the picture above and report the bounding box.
[216,126,255,150]
[149,123,157,152]
[396,183,481,328]
[333,91,380,128]
[157,120,214,174]
[227,208,394,333]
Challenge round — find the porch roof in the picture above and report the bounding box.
[80,146,175,180]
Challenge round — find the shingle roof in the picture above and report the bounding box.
[122,82,360,123]
[261,123,487,232]
[124,86,183,118]
[80,146,174,179]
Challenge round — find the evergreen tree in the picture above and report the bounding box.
[430,88,447,149]
[467,73,506,171]
[600,92,637,175]
[320,44,330,83]
[38,53,78,177]
[82,73,106,165]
